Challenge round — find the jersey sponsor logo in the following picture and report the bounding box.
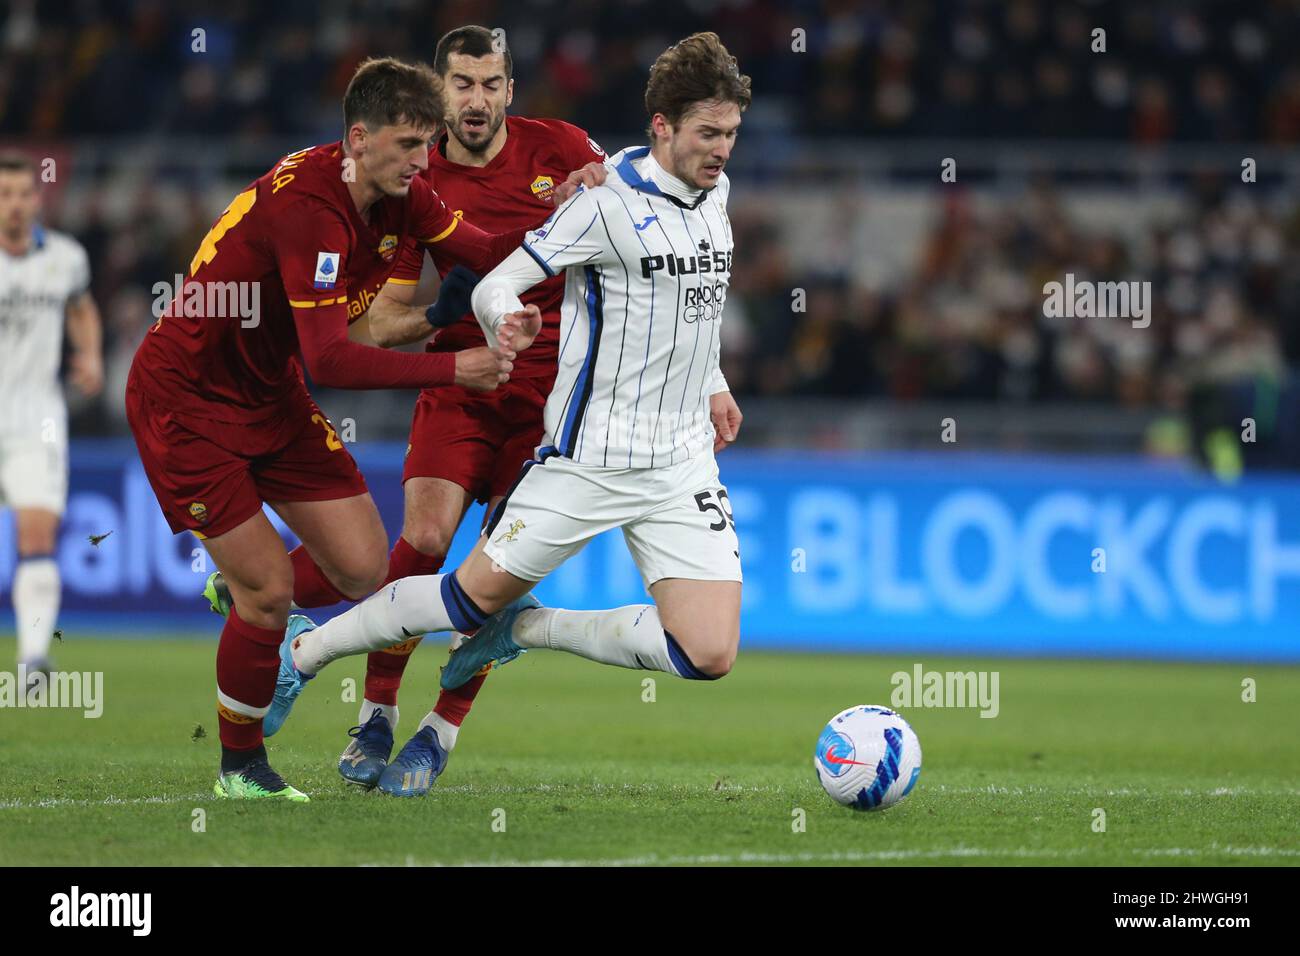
[377,234,398,260]
[683,283,727,323]
[188,501,209,525]
[314,252,340,289]
[639,248,732,278]
[347,283,382,319]
[530,175,556,201]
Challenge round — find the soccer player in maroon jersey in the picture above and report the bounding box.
[126,57,548,801]
[332,26,609,796]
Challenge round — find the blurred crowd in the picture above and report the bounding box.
[3,0,1298,144]
[722,175,1298,419]
[2,0,1296,438]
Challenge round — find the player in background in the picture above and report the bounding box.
[332,26,607,796]
[128,58,545,803]
[0,152,103,685]
[273,33,750,763]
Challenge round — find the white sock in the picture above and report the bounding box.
[512,604,691,676]
[358,698,398,730]
[292,574,464,674]
[14,557,59,663]
[418,710,459,750]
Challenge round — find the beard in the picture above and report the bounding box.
[448,109,505,154]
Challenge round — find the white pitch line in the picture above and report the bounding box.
[0,792,209,810]
[363,845,1300,867]
[2,783,1297,809]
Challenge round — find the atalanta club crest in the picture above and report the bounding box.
[530,175,555,201]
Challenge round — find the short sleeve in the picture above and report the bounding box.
[520,187,612,277]
[271,202,353,310]
[67,240,91,297]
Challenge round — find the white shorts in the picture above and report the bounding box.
[482,449,742,588]
[0,433,68,516]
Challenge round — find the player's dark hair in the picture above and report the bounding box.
[343,57,444,134]
[0,151,36,175]
[434,25,512,78]
[644,32,751,141]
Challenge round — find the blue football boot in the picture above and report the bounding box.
[337,707,395,788]
[438,593,540,690]
[376,725,449,797]
[262,614,317,738]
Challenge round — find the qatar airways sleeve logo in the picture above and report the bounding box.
[314,252,340,289]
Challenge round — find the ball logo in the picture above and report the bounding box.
[816,726,861,777]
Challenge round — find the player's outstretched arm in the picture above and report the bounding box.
[294,302,511,392]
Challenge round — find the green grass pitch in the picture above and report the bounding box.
[1,635,1297,866]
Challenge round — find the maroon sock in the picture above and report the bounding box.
[215,609,284,751]
[288,544,347,607]
[433,670,489,726]
[363,537,445,705]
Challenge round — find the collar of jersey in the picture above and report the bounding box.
[615,147,712,210]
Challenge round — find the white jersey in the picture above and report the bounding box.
[478,145,732,469]
[0,227,89,438]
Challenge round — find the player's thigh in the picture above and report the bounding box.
[403,388,497,507]
[401,476,473,558]
[14,507,60,555]
[201,511,295,627]
[0,436,67,536]
[124,382,263,538]
[624,453,743,673]
[649,578,742,676]
[460,458,624,611]
[269,493,388,599]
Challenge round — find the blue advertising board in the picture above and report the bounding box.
[2,441,1298,661]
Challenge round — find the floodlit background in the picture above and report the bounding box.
[3,0,1300,659]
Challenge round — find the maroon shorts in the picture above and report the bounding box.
[125,381,368,539]
[402,376,549,504]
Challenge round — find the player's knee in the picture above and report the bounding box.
[691,646,736,679]
[332,559,387,601]
[236,578,294,621]
[403,523,454,563]
[667,626,738,679]
[17,528,57,556]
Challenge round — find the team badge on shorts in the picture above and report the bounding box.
[494,519,525,544]
[189,501,209,525]
[530,175,555,201]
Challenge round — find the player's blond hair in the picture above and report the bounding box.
[644,32,752,142]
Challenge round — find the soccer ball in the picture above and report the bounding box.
[814,705,922,811]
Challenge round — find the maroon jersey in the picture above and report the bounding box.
[388,116,606,381]
[131,141,530,425]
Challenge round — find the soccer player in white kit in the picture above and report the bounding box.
[0,153,104,677]
[274,33,750,791]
